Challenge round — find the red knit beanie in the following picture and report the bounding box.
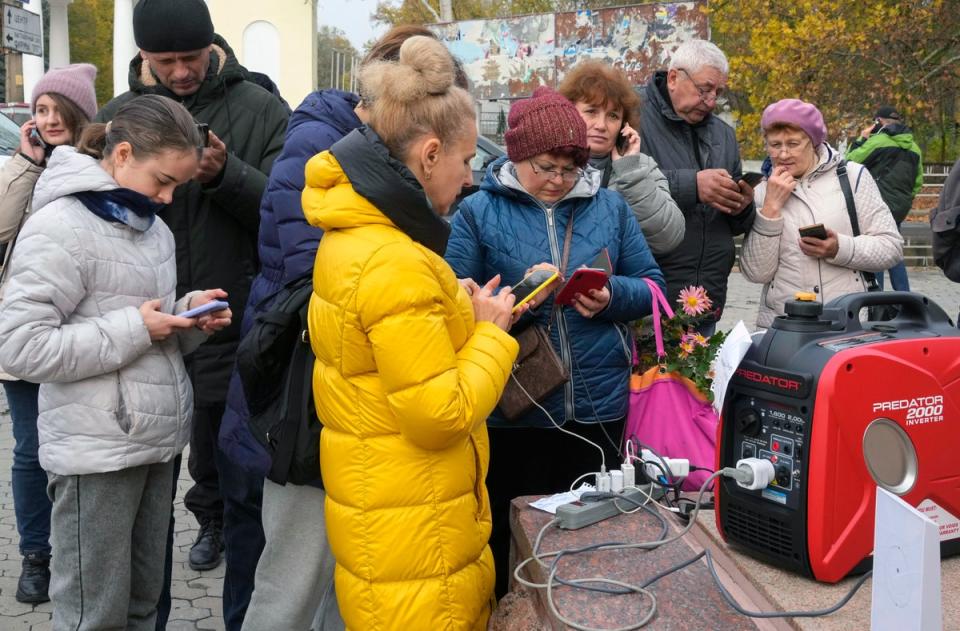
[505,86,589,167]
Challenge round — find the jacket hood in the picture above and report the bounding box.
[880,123,916,148]
[309,127,450,255]
[480,156,602,207]
[126,35,246,106]
[290,90,360,140]
[33,146,118,209]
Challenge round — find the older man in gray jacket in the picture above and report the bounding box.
[639,39,754,333]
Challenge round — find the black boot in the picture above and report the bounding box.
[188,518,223,571]
[16,552,50,604]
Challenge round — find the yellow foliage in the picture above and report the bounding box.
[711,0,960,160]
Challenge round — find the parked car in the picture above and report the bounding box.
[0,112,20,165]
[450,135,504,217]
[0,102,31,126]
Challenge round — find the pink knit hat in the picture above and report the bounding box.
[505,86,588,167]
[760,98,827,148]
[31,63,98,122]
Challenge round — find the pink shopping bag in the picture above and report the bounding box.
[625,279,718,491]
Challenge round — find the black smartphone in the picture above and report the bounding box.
[196,123,210,147]
[615,123,629,153]
[741,172,764,187]
[799,223,828,240]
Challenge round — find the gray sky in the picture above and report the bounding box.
[318,0,388,51]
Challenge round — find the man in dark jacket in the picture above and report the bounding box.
[931,158,960,284]
[847,105,923,291]
[639,39,754,333]
[96,0,288,626]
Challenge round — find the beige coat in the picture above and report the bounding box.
[740,145,903,328]
[0,152,44,381]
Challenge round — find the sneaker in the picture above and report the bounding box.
[188,519,224,571]
[16,552,50,604]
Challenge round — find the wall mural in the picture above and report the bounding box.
[435,2,708,100]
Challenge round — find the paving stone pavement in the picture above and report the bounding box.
[0,418,225,630]
[0,270,958,630]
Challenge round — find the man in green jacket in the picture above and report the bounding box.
[96,0,288,628]
[846,105,923,291]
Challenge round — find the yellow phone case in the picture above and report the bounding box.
[512,271,559,313]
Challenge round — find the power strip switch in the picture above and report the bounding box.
[556,485,662,530]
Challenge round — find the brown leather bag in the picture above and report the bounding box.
[498,211,576,421]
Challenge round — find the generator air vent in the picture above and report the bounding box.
[725,502,794,559]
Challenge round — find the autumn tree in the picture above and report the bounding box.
[68,0,114,106]
[317,26,360,90]
[711,0,960,161]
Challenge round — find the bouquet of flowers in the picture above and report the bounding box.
[634,286,727,401]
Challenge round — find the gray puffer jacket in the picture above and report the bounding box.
[607,152,685,255]
[0,147,206,476]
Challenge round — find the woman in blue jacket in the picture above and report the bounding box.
[445,87,665,597]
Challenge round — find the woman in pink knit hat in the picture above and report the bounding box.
[740,98,903,328]
[0,62,97,604]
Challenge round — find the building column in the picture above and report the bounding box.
[47,0,72,68]
[20,0,44,102]
[113,0,138,96]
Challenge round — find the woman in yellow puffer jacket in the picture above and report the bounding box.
[302,36,521,630]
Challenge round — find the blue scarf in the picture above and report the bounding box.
[73,188,163,232]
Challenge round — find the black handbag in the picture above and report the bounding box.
[497,211,576,421]
[236,275,321,486]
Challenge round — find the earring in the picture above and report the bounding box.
[425,171,432,180]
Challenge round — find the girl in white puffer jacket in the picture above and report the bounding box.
[0,95,232,630]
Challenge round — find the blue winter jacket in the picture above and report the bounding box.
[219,90,362,475]
[446,158,665,428]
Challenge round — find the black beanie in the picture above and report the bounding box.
[134,0,215,53]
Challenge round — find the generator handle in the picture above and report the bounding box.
[828,291,952,331]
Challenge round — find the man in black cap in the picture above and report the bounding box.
[847,105,923,292]
[96,1,288,629]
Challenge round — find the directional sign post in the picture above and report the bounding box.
[3,5,42,57]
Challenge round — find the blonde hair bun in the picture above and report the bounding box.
[361,35,454,105]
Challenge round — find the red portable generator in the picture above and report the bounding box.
[716,292,960,582]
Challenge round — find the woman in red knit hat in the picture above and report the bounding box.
[445,86,666,598]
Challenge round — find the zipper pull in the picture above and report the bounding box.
[546,206,555,228]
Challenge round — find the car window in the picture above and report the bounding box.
[471,140,501,172]
[0,114,19,155]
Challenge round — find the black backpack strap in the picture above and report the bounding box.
[837,160,879,290]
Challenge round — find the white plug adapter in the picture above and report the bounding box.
[734,457,776,490]
[641,449,690,482]
[610,469,624,493]
[597,471,612,492]
[621,462,635,488]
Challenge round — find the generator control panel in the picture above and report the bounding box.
[731,395,806,509]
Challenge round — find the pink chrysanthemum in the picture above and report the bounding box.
[679,340,696,356]
[678,286,712,317]
[693,333,708,347]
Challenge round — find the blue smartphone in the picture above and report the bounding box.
[180,300,229,319]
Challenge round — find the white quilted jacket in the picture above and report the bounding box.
[740,145,903,328]
[0,147,206,475]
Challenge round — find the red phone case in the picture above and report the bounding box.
[555,269,609,305]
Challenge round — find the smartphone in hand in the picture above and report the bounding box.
[741,172,764,187]
[799,223,828,240]
[29,128,46,149]
[196,123,210,147]
[510,269,559,313]
[181,299,229,319]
